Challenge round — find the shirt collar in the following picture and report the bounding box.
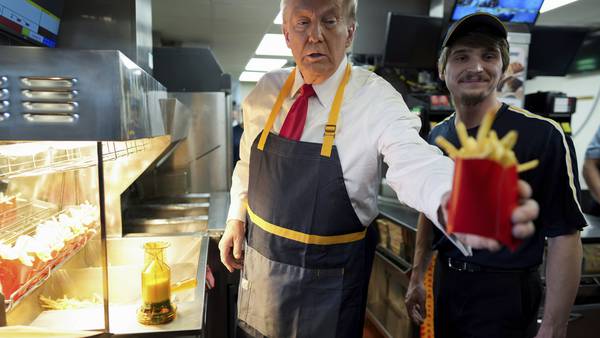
[291,56,349,108]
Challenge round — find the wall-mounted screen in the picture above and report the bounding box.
[528,26,588,78]
[383,13,443,70]
[0,0,64,47]
[451,0,545,24]
[569,30,600,74]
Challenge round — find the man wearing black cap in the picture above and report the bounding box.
[406,13,586,338]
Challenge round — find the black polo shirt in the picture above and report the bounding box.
[428,103,587,269]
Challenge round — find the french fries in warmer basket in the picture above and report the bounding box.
[435,111,538,173]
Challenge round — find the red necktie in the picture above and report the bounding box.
[279,84,316,140]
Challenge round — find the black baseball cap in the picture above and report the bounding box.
[441,12,508,49]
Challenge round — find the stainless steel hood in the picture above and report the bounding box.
[0,46,166,141]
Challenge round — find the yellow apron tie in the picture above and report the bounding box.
[257,64,352,158]
[420,252,437,338]
[246,205,367,245]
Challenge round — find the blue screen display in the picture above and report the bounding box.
[0,0,63,47]
[451,0,545,24]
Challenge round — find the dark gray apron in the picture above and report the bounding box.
[237,65,377,338]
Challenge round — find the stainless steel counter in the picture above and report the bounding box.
[582,214,600,243]
[207,191,229,235]
[8,192,231,335]
[377,198,419,232]
[8,234,209,336]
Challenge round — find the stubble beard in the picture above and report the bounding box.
[457,83,496,107]
[460,92,487,106]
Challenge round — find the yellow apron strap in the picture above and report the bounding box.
[257,68,297,151]
[420,252,437,338]
[320,63,352,157]
[247,205,367,245]
[258,63,352,156]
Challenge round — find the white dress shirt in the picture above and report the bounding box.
[228,57,454,227]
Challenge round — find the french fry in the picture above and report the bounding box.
[501,149,517,166]
[509,151,517,166]
[479,139,492,157]
[456,122,470,148]
[435,136,459,158]
[489,130,499,144]
[476,111,495,144]
[500,131,518,149]
[440,116,538,171]
[491,143,505,162]
[465,138,478,154]
[517,159,539,173]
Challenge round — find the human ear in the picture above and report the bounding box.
[345,22,356,48]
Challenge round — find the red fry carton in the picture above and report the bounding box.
[447,158,521,251]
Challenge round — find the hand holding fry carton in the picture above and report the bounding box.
[436,112,538,251]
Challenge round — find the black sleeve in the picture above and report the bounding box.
[426,128,435,145]
[537,129,587,237]
[427,125,441,146]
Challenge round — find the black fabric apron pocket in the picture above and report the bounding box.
[239,245,343,338]
[297,268,344,338]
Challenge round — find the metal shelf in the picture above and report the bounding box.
[101,139,150,162]
[0,140,152,179]
[0,200,99,311]
[4,230,97,312]
[0,143,96,179]
[0,198,59,245]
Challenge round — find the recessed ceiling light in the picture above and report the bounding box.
[274,11,283,24]
[540,0,579,13]
[239,71,266,82]
[245,58,288,72]
[256,34,292,56]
